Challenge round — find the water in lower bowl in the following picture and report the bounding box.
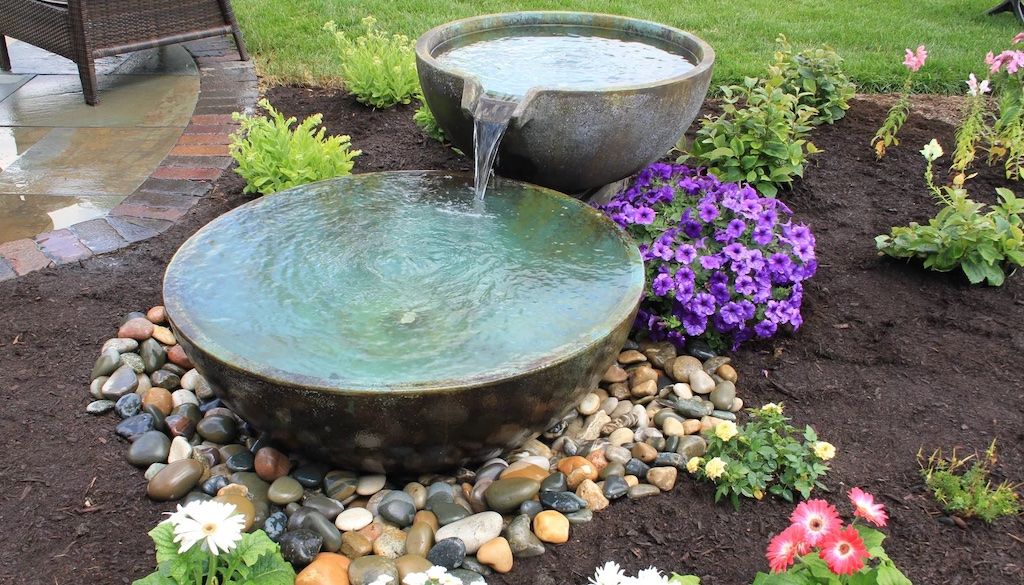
[435,30,696,97]
[163,172,644,471]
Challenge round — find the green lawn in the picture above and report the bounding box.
[233,0,1021,93]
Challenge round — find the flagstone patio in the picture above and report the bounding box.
[0,36,257,280]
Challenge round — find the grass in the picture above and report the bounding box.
[234,0,1021,94]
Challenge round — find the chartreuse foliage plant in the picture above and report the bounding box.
[875,140,1024,286]
[324,16,420,108]
[769,34,855,126]
[918,440,1021,523]
[413,94,446,143]
[679,77,819,197]
[230,99,361,196]
[753,489,911,585]
[134,500,294,585]
[687,404,832,509]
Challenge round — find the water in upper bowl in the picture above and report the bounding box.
[435,29,696,97]
[164,172,644,390]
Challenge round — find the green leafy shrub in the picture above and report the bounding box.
[678,77,819,197]
[324,17,419,108]
[876,140,1024,286]
[687,404,832,509]
[230,99,361,196]
[919,440,1021,523]
[413,95,446,142]
[769,34,855,125]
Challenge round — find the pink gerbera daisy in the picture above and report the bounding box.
[818,526,870,575]
[766,524,808,573]
[790,499,841,546]
[849,487,889,527]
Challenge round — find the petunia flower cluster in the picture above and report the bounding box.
[766,488,890,576]
[596,163,816,352]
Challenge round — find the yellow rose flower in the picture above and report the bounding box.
[814,441,836,461]
[761,402,783,415]
[715,420,738,442]
[704,457,726,480]
[686,457,703,474]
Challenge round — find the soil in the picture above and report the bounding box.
[0,89,1021,585]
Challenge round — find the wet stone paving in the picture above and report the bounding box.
[0,38,199,245]
[0,35,257,280]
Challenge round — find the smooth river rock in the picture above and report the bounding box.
[484,478,540,514]
[348,555,398,585]
[434,511,502,554]
[127,430,171,467]
[147,459,204,501]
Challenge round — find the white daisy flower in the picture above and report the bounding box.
[165,500,245,556]
[590,560,627,585]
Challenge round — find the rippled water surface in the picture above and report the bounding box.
[164,173,643,388]
[436,32,694,97]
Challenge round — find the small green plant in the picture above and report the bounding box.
[134,500,294,585]
[413,94,446,143]
[679,77,819,197]
[230,99,361,196]
[769,34,855,125]
[687,403,832,509]
[918,440,1021,523]
[952,74,991,178]
[876,140,1024,286]
[324,17,420,108]
[871,45,927,159]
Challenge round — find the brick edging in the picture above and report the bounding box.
[0,37,257,281]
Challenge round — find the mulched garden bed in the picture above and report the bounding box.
[0,88,1021,585]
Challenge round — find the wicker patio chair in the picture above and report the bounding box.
[0,0,249,105]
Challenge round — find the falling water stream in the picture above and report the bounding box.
[472,96,518,200]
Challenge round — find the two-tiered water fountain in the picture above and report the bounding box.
[163,12,714,473]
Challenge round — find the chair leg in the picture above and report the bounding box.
[0,36,11,72]
[77,57,99,105]
[217,0,250,61]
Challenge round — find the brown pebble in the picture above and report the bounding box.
[575,479,609,512]
[142,387,174,416]
[631,442,658,463]
[213,493,255,531]
[295,552,350,585]
[607,382,631,400]
[341,531,372,558]
[146,305,167,324]
[716,363,738,383]
[601,365,628,384]
[628,365,658,387]
[166,345,194,369]
[533,510,569,544]
[476,536,514,573]
[617,350,647,365]
[413,511,439,532]
[254,447,291,482]
[118,317,154,341]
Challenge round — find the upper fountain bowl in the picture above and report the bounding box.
[416,11,715,194]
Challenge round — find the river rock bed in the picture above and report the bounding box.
[87,306,749,585]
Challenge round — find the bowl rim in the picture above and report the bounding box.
[415,10,716,98]
[163,170,645,396]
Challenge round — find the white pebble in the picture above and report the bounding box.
[689,371,715,394]
[335,507,373,532]
[171,389,199,408]
[180,369,201,390]
[167,436,192,463]
[356,474,387,496]
[672,383,692,399]
[608,427,635,447]
[577,392,601,416]
[517,455,550,470]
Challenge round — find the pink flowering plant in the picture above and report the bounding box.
[752,488,911,585]
[979,33,1024,180]
[596,163,816,352]
[870,45,927,159]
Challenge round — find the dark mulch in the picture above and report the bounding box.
[0,90,1020,585]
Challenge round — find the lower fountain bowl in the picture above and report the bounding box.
[416,11,715,194]
[163,171,644,473]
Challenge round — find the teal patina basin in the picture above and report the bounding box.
[163,171,644,473]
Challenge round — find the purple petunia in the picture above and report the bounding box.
[594,162,816,352]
